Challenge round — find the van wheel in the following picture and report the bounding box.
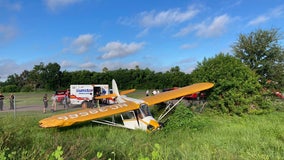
[87,101,93,108]
[81,101,88,109]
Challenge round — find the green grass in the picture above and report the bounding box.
[184,113,284,159]
[1,92,54,107]
[0,108,283,159]
[0,91,283,159]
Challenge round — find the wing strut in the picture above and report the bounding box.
[158,96,184,122]
[91,119,127,129]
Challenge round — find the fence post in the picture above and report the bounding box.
[13,95,16,118]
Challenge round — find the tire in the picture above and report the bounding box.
[87,101,93,108]
[81,101,88,109]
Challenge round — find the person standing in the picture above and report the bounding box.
[152,89,157,95]
[43,94,48,113]
[146,90,149,96]
[51,94,57,112]
[9,94,15,110]
[94,91,100,108]
[0,93,4,111]
[63,94,70,109]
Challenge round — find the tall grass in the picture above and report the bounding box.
[0,108,283,159]
[180,112,284,159]
[0,91,283,159]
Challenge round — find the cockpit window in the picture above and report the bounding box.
[121,111,135,119]
[140,104,152,117]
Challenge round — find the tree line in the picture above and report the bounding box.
[0,63,190,92]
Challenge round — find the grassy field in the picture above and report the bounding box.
[1,92,54,108]
[0,92,283,159]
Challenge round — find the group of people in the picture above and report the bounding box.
[43,93,70,113]
[0,93,15,111]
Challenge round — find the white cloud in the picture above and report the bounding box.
[119,5,200,37]
[174,24,195,37]
[0,59,32,82]
[178,57,196,64]
[139,5,200,28]
[270,5,284,17]
[63,34,94,54]
[100,61,141,71]
[248,16,269,26]
[0,24,18,43]
[79,62,96,70]
[248,6,284,26]
[0,0,22,11]
[175,14,230,38]
[184,64,196,74]
[136,28,149,38]
[45,0,81,11]
[60,60,73,68]
[196,14,230,37]
[180,43,197,50]
[99,41,145,59]
[60,60,97,71]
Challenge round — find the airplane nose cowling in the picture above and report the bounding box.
[147,120,160,132]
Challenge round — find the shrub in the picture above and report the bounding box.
[190,53,264,114]
[20,85,34,92]
[164,105,194,130]
[0,85,19,92]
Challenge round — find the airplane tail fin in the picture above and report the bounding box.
[112,79,120,96]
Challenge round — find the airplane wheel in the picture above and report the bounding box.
[81,101,88,109]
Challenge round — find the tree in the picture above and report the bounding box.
[29,62,45,90]
[190,53,264,114]
[44,63,61,90]
[70,70,93,84]
[102,67,108,73]
[232,28,284,89]
[60,71,72,89]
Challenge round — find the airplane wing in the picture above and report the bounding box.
[39,101,139,128]
[142,82,214,106]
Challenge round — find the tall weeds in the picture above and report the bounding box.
[0,106,283,159]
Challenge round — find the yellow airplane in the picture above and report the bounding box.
[39,79,214,132]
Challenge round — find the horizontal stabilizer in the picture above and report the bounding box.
[120,89,136,95]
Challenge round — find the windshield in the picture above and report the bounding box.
[139,104,152,117]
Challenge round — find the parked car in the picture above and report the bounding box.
[55,90,69,104]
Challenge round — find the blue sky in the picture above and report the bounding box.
[1,0,284,81]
